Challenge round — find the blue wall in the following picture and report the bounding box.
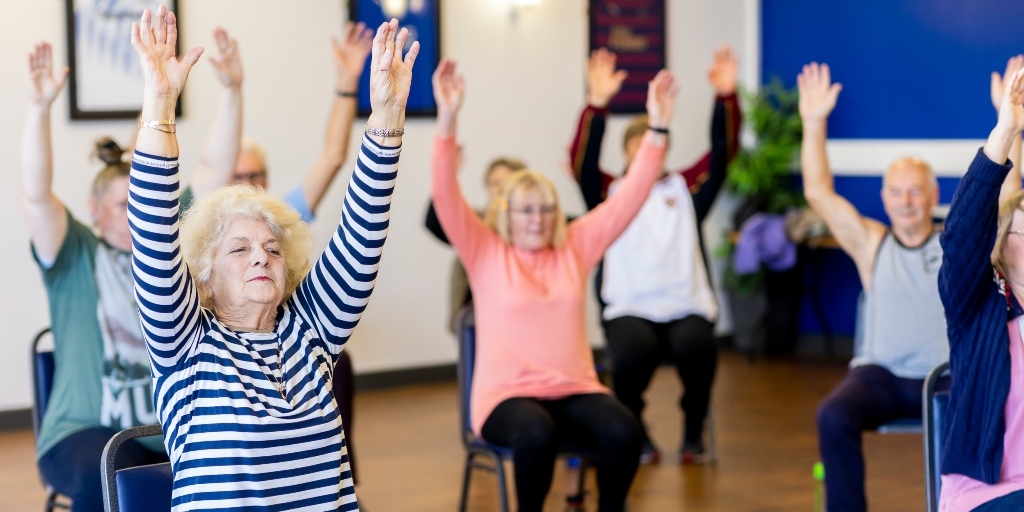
[762,0,1024,139]
[759,1,1018,336]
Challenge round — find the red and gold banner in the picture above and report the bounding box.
[589,0,667,113]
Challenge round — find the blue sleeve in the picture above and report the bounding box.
[284,184,315,223]
[939,148,1012,329]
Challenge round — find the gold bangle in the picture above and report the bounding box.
[140,120,176,133]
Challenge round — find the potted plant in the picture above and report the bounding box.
[719,77,805,357]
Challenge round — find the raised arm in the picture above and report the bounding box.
[21,42,70,264]
[994,55,1024,203]
[429,60,496,268]
[293,19,418,354]
[940,68,1024,326]
[569,70,675,269]
[569,48,626,210]
[186,27,243,199]
[128,6,206,368]
[688,45,742,222]
[299,22,374,215]
[798,62,886,286]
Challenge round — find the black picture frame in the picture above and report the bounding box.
[349,0,441,117]
[65,0,183,120]
[588,0,667,114]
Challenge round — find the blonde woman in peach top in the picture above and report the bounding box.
[430,59,678,512]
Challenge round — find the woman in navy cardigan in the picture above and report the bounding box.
[939,66,1024,511]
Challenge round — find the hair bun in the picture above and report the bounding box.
[94,137,125,166]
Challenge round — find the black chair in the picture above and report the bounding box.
[30,327,70,511]
[455,305,596,512]
[923,361,951,512]
[100,424,172,512]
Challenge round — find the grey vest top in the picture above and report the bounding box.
[853,231,949,379]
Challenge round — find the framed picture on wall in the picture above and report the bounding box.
[588,0,666,114]
[349,0,440,117]
[65,0,182,120]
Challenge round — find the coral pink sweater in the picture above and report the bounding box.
[431,135,666,436]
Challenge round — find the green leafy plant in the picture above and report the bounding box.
[719,77,805,294]
[726,77,804,213]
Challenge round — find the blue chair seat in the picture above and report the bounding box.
[115,463,173,512]
[876,418,923,434]
[102,424,169,512]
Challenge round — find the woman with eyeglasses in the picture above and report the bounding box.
[430,59,677,512]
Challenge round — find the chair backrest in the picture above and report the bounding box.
[455,304,476,446]
[923,361,951,512]
[30,328,54,438]
[101,424,168,512]
[114,463,173,512]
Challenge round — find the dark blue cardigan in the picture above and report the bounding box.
[939,148,1019,484]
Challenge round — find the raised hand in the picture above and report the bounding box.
[587,48,627,108]
[208,27,242,89]
[992,55,1024,111]
[707,45,738,96]
[368,18,420,127]
[130,5,203,103]
[797,62,842,125]
[996,68,1024,135]
[28,42,69,107]
[432,59,465,118]
[646,70,680,129]
[334,21,374,91]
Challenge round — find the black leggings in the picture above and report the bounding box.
[604,315,717,444]
[480,393,642,512]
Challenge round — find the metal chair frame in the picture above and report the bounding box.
[30,327,70,511]
[923,361,951,512]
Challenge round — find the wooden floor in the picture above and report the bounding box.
[0,352,925,511]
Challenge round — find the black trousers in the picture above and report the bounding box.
[332,350,357,483]
[603,314,718,445]
[481,393,643,512]
[37,427,168,512]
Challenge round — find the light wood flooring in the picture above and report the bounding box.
[0,352,925,511]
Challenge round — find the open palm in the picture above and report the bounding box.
[997,68,1024,134]
[587,48,627,108]
[646,69,680,128]
[432,59,465,118]
[992,55,1024,111]
[28,42,68,106]
[797,62,842,122]
[130,5,203,100]
[708,46,738,95]
[208,27,242,89]
[369,19,420,112]
[334,22,374,87]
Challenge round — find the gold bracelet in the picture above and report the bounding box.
[140,120,176,134]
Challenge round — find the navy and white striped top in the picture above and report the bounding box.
[129,136,399,511]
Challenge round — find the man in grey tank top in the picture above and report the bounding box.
[797,62,1021,511]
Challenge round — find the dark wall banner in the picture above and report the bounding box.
[588,0,666,114]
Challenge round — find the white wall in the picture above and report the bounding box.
[0,0,749,411]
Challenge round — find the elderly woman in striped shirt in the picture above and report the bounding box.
[127,6,417,510]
